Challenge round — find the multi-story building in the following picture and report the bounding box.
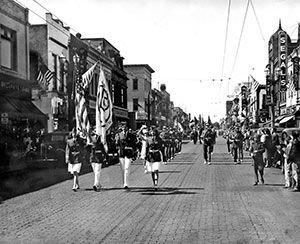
[282,39,300,127]
[124,64,154,129]
[0,0,46,129]
[266,21,299,127]
[30,13,70,132]
[151,84,172,128]
[248,84,267,127]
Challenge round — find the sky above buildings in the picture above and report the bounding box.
[17,0,300,122]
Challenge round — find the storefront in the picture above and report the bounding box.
[0,73,47,128]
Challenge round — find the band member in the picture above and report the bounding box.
[191,128,198,145]
[116,124,137,189]
[137,125,149,173]
[202,125,214,165]
[160,126,170,163]
[146,128,163,190]
[88,131,107,191]
[65,129,86,191]
[249,134,265,185]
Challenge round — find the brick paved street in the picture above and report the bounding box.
[0,138,300,243]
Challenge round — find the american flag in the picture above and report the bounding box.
[287,79,296,93]
[75,61,98,137]
[37,63,53,88]
[250,75,260,92]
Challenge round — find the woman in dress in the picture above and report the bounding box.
[65,129,86,191]
[145,128,163,190]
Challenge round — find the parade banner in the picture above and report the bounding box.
[96,65,113,151]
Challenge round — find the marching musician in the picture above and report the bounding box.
[88,130,108,192]
[116,123,137,189]
[65,128,86,191]
[145,127,163,190]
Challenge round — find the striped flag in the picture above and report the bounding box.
[95,65,113,151]
[287,79,296,93]
[75,61,98,137]
[37,63,53,88]
[250,75,260,92]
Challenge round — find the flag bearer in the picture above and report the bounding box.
[88,130,107,192]
[116,123,137,189]
[65,128,86,191]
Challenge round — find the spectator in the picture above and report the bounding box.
[286,131,300,191]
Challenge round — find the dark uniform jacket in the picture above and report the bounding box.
[249,141,265,166]
[203,130,214,146]
[65,137,86,164]
[116,131,137,159]
[88,136,107,164]
[146,136,163,162]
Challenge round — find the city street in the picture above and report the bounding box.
[1,138,300,243]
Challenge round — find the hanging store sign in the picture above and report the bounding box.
[278,31,287,91]
[292,56,300,89]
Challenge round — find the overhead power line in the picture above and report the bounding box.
[14,0,74,39]
[230,0,250,77]
[221,0,232,77]
[31,0,80,35]
[250,0,266,45]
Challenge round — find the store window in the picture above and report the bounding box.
[133,78,138,90]
[0,25,17,70]
[133,98,139,111]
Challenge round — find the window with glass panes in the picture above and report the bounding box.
[0,25,17,70]
[133,78,138,90]
[133,98,139,111]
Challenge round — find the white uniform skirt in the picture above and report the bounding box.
[145,161,160,172]
[68,163,82,174]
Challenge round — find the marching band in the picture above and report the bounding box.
[65,124,183,191]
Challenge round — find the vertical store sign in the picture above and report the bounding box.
[278,31,287,91]
[266,76,272,105]
[292,56,299,89]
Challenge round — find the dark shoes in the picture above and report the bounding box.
[124,186,129,190]
[93,185,101,192]
[253,182,258,186]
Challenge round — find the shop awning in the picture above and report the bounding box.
[0,96,47,120]
[279,115,294,124]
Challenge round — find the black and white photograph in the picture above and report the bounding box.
[0,0,300,243]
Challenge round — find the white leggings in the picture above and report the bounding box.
[91,163,102,187]
[119,157,132,187]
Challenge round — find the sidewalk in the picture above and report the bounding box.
[0,138,299,243]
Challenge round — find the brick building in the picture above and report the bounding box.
[0,0,46,129]
[124,64,154,129]
[29,13,70,132]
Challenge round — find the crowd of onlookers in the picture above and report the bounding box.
[0,124,46,169]
[224,126,299,191]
